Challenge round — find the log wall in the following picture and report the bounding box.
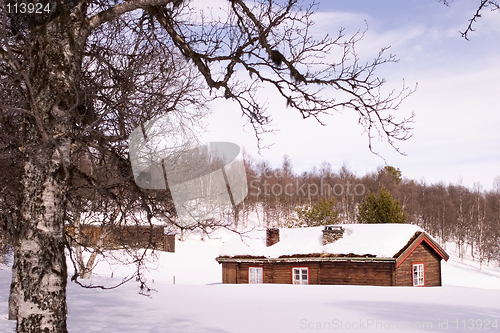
[319,261,394,286]
[229,261,392,285]
[66,225,174,252]
[395,241,442,286]
[222,262,237,284]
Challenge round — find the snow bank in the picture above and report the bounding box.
[0,226,499,333]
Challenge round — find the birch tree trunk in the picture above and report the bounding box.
[73,210,105,280]
[8,5,89,332]
[15,147,69,333]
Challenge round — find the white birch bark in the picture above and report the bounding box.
[10,6,88,331]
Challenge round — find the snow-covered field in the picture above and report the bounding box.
[0,229,499,333]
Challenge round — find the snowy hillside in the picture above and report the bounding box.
[0,227,499,333]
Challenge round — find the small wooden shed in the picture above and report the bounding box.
[66,224,176,252]
[216,224,449,286]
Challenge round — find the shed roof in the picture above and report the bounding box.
[218,224,448,262]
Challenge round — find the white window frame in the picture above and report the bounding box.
[292,267,309,285]
[412,263,425,286]
[248,266,263,284]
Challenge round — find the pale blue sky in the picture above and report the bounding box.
[204,0,500,190]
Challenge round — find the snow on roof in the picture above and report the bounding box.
[219,224,426,259]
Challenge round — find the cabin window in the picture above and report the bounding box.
[292,267,309,285]
[412,263,425,286]
[248,267,263,284]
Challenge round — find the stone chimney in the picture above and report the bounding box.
[322,225,344,245]
[266,228,280,247]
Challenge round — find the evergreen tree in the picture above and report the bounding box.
[383,166,402,185]
[295,198,340,227]
[357,186,408,224]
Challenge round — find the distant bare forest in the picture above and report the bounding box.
[238,154,500,267]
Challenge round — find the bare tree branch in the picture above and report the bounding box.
[439,0,500,40]
[461,0,500,40]
[150,0,414,152]
[88,0,176,30]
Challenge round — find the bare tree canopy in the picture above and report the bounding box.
[0,0,414,331]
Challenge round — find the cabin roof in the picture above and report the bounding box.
[218,224,448,262]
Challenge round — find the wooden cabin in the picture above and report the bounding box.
[66,224,176,252]
[216,224,449,286]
